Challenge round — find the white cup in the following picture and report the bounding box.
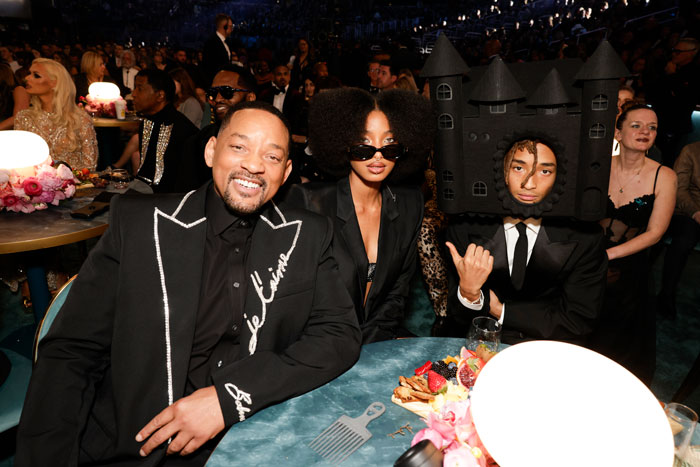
[115,100,126,120]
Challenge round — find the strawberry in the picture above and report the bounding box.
[427,370,447,394]
[414,361,432,376]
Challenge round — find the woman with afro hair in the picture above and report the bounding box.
[283,88,435,343]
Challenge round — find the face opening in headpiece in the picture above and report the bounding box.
[494,135,567,218]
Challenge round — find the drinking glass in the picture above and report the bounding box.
[111,169,129,189]
[466,316,502,352]
[665,402,697,466]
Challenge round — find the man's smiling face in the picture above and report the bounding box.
[205,108,292,214]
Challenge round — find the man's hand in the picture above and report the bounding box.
[446,242,494,301]
[136,386,225,457]
[692,211,700,225]
[489,290,503,320]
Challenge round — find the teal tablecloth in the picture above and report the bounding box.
[206,337,468,466]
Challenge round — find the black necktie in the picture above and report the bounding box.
[511,222,528,290]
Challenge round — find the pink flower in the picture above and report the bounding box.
[443,446,483,467]
[2,194,19,207]
[0,169,10,184]
[19,200,36,213]
[22,177,43,196]
[37,190,55,204]
[412,428,448,451]
[56,163,74,180]
[63,183,76,198]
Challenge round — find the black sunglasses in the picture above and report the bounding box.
[206,86,248,101]
[347,144,406,161]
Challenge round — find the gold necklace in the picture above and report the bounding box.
[617,158,645,194]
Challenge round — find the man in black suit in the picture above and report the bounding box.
[258,64,292,115]
[16,101,361,466]
[202,13,233,84]
[445,140,607,345]
[112,69,198,193]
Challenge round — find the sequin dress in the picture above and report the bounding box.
[590,165,661,384]
[15,108,98,170]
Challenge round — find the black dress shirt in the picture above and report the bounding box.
[185,185,255,394]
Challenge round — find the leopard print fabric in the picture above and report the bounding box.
[418,169,449,317]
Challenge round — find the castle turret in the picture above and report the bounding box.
[527,68,574,116]
[574,40,629,220]
[469,56,526,116]
[421,34,469,210]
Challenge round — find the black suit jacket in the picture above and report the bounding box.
[283,177,423,343]
[446,216,607,345]
[202,34,230,83]
[16,184,361,466]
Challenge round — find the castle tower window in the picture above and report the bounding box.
[591,94,608,111]
[472,181,487,197]
[438,113,454,130]
[443,188,455,200]
[545,108,559,115]
[589,123,606,139]
[489,104,506,114]
[442,170,454,182]
[436,84,452,101]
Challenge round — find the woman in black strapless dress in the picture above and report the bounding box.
[591,103,677,384]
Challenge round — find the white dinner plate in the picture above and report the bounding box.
[470,340,674,467]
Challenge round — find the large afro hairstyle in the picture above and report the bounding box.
[308,88,435,182]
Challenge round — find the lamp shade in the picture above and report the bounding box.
[88,81,120,100]
[0,130,51,171]
[471,341,674,467]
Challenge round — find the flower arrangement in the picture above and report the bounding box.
[0,162,78,213]
[80,95,121,118]
[411,398,495,467]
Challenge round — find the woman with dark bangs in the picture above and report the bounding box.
[284,88,435,343]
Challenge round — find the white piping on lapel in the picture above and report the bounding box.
[248,201,302,355]
[153,190,206,405]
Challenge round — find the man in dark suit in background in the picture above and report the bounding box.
[445,139,607,345]
[202,13,233,84]
[111,68,198,193]
[258,64,292,115]
[16,101,361,466]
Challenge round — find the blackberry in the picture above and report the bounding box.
[430,360,456,379]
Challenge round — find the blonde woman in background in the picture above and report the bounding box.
[15,58,98,170]
[73,51,110,101]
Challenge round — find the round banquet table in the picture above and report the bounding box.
[92,115,141,131]
[207,337,468,466]
[0,191,109,254]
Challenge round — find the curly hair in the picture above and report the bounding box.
[308,88,435,182]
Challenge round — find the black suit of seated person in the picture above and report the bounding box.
[16,101,361,467]
[439,139,608,346]
[443,215,608,345]
[283,176,423,344]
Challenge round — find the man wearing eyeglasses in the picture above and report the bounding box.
[181,65,257,191]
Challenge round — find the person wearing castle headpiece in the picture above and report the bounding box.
[445,136,608,345]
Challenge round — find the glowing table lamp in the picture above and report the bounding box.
[471,341,674,467]
[0,130,51,177]
[88,82,121,102]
